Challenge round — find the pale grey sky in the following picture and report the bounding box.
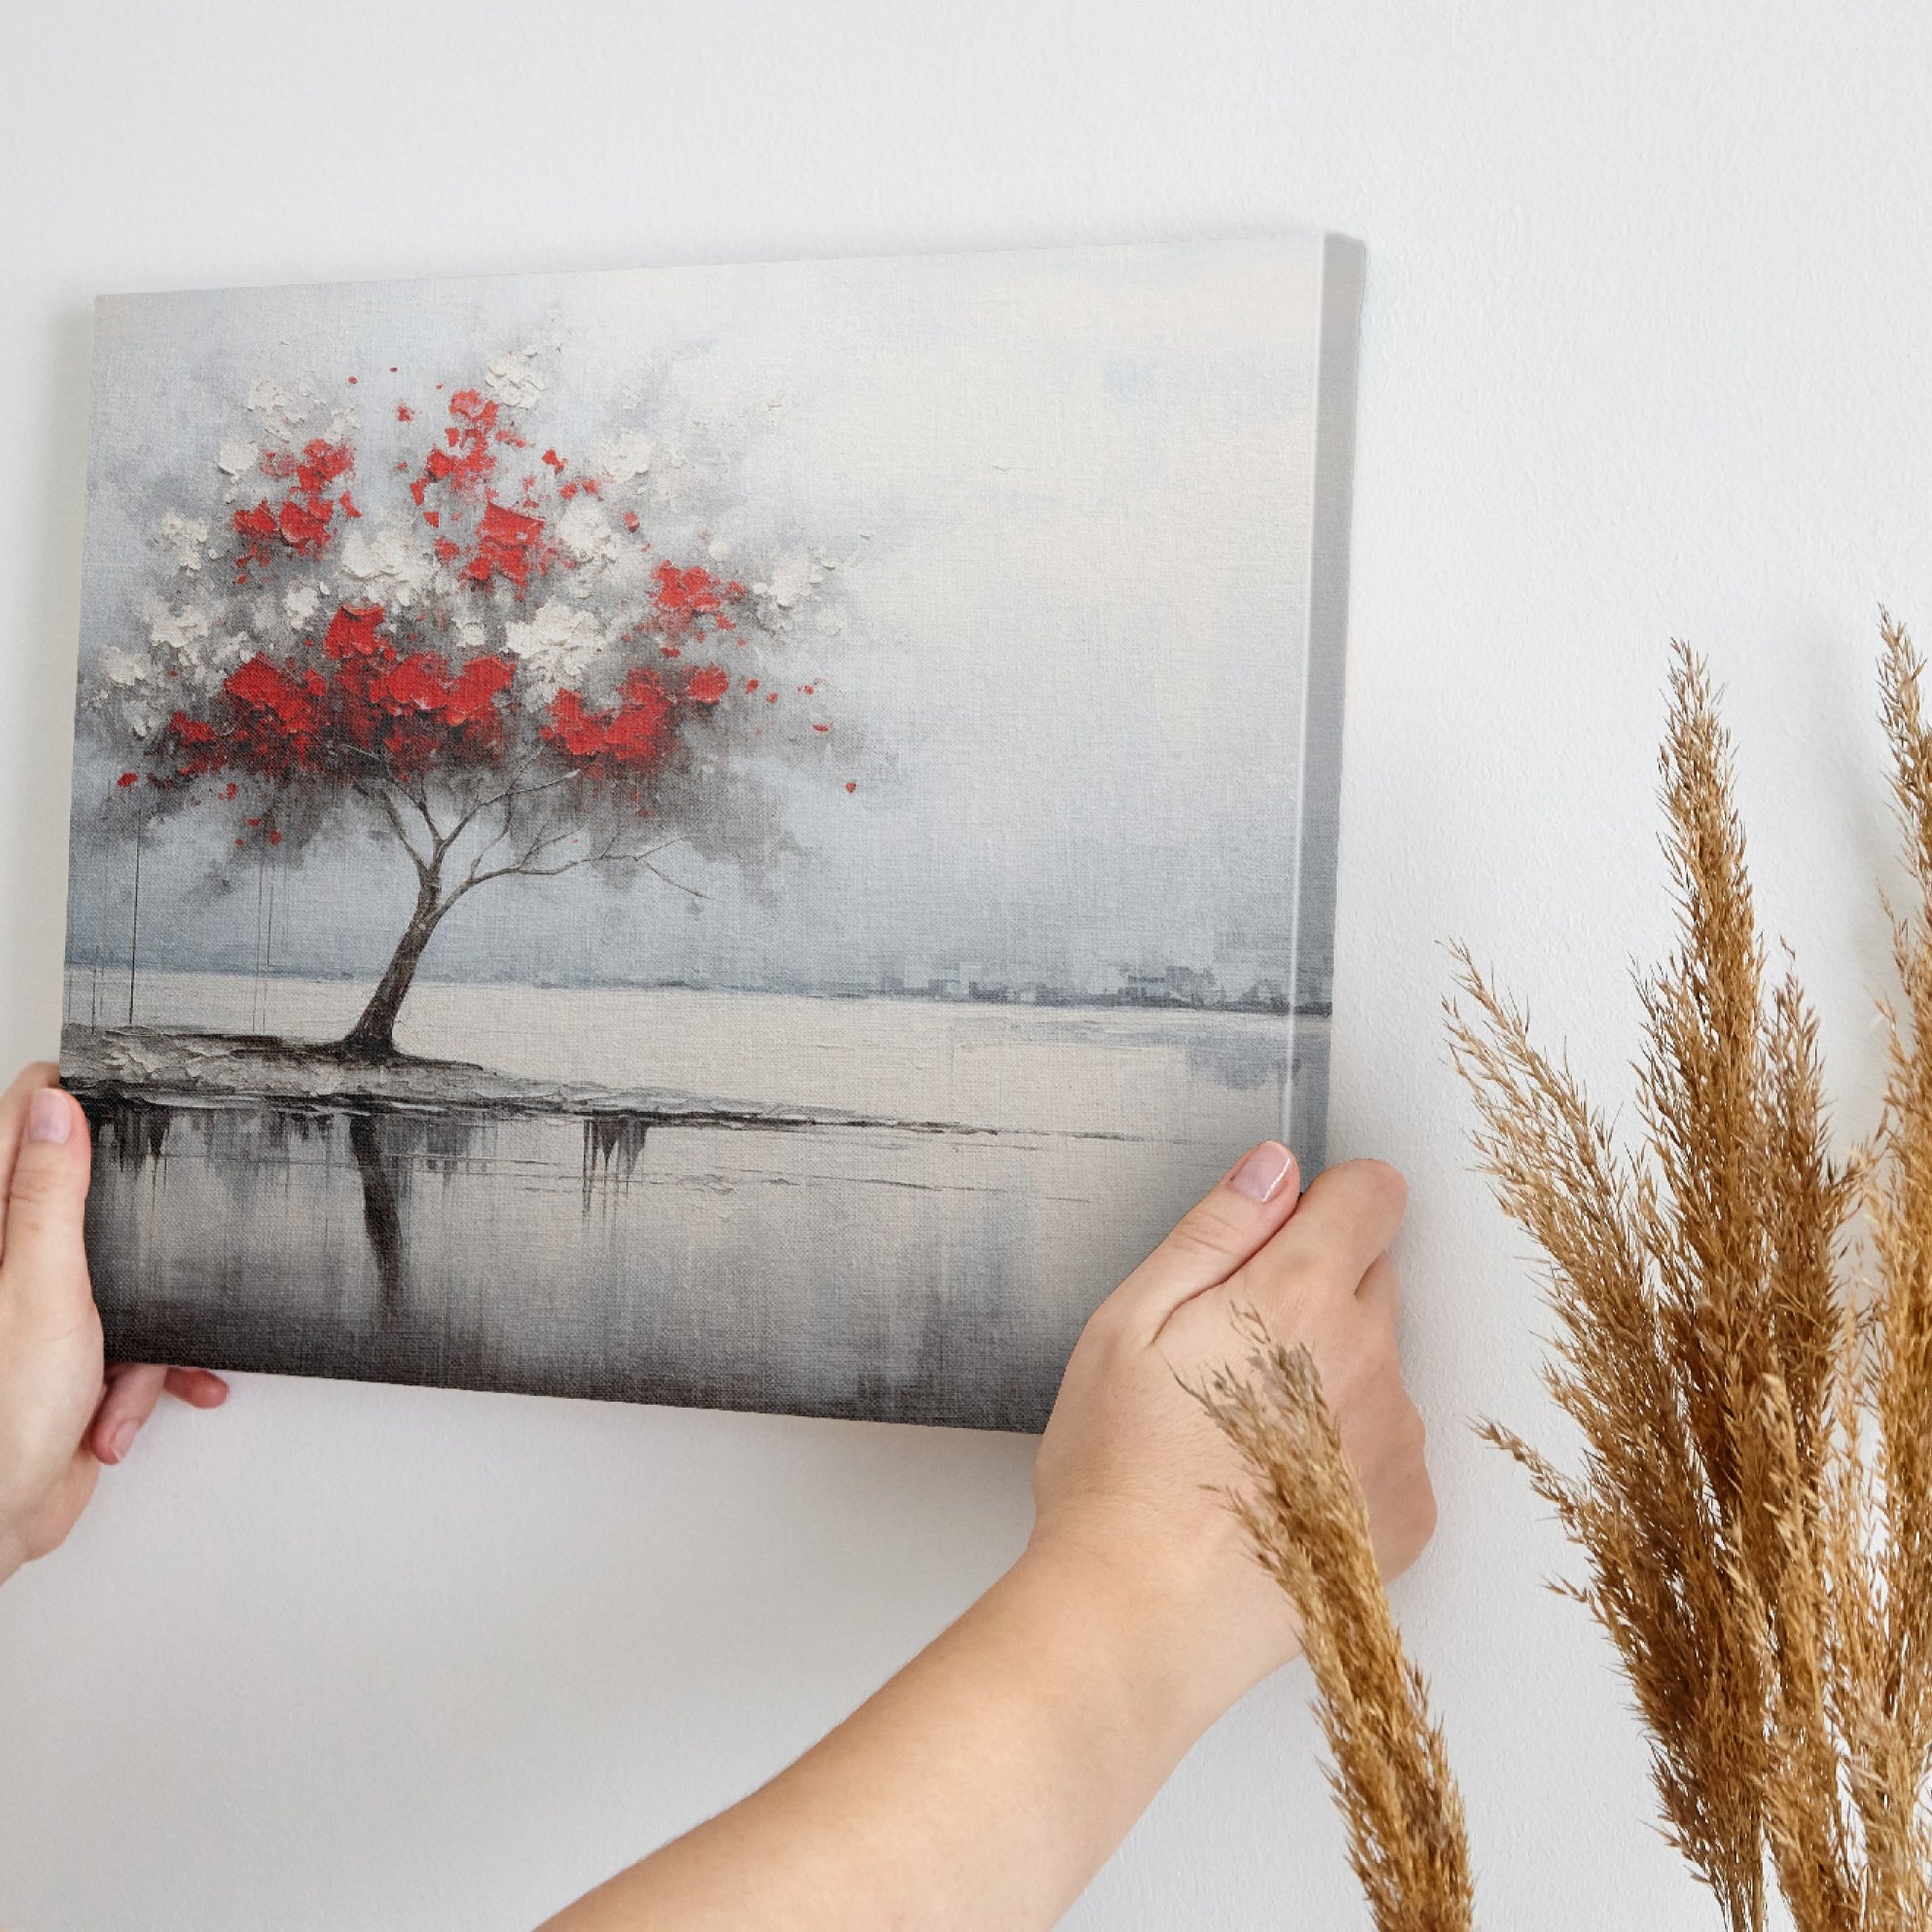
[67,240,1332,1004]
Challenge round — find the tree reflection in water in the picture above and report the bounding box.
[82,1092,659,1321]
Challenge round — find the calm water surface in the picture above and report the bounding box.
[69,973,1317,1430]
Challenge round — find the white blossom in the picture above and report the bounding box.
[753,549,824,611]
[485,347,548,410]
[339,523,441,609]
[140,599,247,698]
[599,428,654,483]
[145,600,212,658]
[556,497,621,570]
[502,599,610,696]
[156,511,209,572]
[91,646,166,740]
[245,378,310,443]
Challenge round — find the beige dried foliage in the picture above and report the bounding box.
[1445,620,1932,1930]
[1199,1313,1475,1932]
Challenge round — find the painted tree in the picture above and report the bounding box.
[87,354,854,1059]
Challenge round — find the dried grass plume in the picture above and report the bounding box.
[1199,1313,1475,1932]
[1447,619,1932,1930]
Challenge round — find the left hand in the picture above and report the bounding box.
[0,1062,228,1584]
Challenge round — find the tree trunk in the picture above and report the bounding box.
[336,865,448,1060]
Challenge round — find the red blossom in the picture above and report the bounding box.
[163,601,524,789]
[228,658,321,732]
[231,438,355,582]
[324,604,386,659]
[371,653,453,715]
[441,655,514,725]
[154,367,821,951]
[231,501,280,580]
[543,668,679,769]
[276,496,332,550]
[651,561,727,636]
[296,440,353,495]
[409,390,499,510]
[466,501,550,587]
[116,771,139,787]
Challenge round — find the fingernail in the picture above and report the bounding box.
[107,1418,138,1463]
[1229,1141,1294,1203]
[27,1089,72,1145]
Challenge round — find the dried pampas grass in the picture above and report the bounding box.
[1209,619,1932,1931]
[1200,1314,1474,1932]
[1447,619,1932,1930]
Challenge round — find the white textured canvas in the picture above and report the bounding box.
[61,237,1361,1429]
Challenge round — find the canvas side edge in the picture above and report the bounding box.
[1283,233,1365,1176]
[78,231,1331,316]
[57,298,116,1052]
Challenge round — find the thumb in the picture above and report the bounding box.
[2,1086,95,1318]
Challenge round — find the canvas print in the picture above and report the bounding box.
[59,237,1362,1431]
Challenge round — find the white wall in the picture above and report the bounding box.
[2,4,1927,1924]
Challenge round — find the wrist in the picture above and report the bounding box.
[1007,1526,1291,1747]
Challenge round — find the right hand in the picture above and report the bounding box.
[1028,1144,1435,1720]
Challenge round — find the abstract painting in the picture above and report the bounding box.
[60,238,1363,1431]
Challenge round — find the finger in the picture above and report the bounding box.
[1239,1158,1408,1310]
[163,1366,230,1409]
[1107,1141,1302,1336]
[92,1362,168,1465]
[1,1085,95,1324]
[0,1063,62,1262]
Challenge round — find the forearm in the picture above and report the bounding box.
[543,1542,1236,1931]
[540,1149,1430,1931]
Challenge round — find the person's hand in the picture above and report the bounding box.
[0,1062,228,1585]
[547,1141,1437,1932]
[1029,1143,1434,1722]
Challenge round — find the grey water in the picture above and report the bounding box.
[71,978,1317,1431]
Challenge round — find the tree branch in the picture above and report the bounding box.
[354,782,434,877]
[441,753,568,844]
[635,856,710,901]
[445,833,708,903]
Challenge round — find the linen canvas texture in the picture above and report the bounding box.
[60,237,1363,1430]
